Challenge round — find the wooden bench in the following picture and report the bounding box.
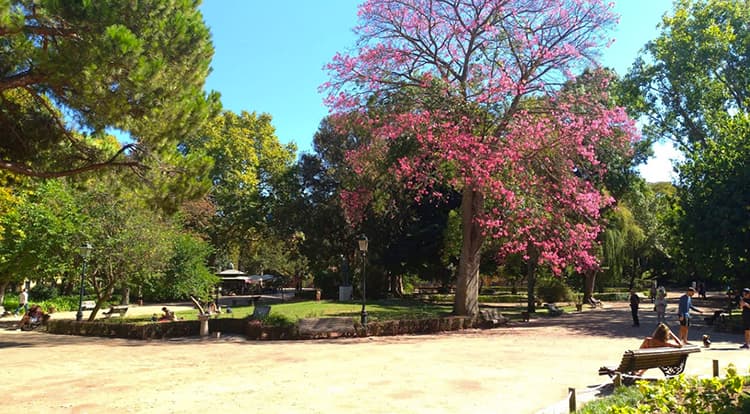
[545,303,564,316]
[102,305,128,318]
[599,345,701,385]
[81,300,96,310]
[298,317,356,339]
[478,308,509,328]
[588,297,603,308]
[704,310,728,326]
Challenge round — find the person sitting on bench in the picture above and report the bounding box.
[636,323,682,376]
[640,323,683,349]
[17,304,47,330]
[158,307,176,322]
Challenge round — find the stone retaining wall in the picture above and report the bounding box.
[46,315,485,340]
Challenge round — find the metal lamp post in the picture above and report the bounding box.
[358,234,368,325]
[76,243,93,322]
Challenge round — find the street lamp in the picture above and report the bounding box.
[76,242,93,322]
[358,234,369,325]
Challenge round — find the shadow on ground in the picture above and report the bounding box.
[517,297,739,344]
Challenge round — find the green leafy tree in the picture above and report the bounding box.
[144,233,217,302]
[678,118,750,282]
[0,179,84,303]
[1,0,218,178]
[77,176,175,319]
[623,0,750,283]
[181,110,298,271]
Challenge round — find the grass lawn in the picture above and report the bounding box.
[119,297,562,325]
[120,298,454,324]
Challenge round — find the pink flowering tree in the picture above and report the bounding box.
[324,0,637,316]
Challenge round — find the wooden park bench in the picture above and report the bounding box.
[478,308,509,328]
[598,345,701,385]
[545,303,564,316]
[704,310,729,326]
[81,300,96,310]
[298,317,356,339]
[102,305,128,319]
[588,297,603,308]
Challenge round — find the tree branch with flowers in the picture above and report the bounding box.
[324,0,638,316]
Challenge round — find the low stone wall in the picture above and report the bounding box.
[47,319,200,339]
[362,316,474,337]
[46,315,486,341]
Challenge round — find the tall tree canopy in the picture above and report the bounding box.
[623,0,749,282]
[181,110,299,275]
[0,0,217,177]
[325,0,637,315]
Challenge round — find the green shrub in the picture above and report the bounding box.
[595,292,630,302]
[36,295,81,312]
[478,294,526,303]
[580,365,750,413]
[536,277,573,303]
[262,313,296,328]
[29,284,59,301]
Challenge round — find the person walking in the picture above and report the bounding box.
[654,287,668,323]
[739,288,750,349]
[629,289,640,327]
[678,286,702,344]
[14,288,28,316]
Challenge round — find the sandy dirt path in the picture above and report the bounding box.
[2,301,750,414]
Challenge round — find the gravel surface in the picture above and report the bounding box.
[1,297,749,414]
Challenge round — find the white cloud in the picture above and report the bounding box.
[637,141,684,183]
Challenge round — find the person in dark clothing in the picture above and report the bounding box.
[740,288,750,349]
[629,290,640,327]
[678,287,702,344]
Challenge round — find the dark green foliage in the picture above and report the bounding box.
[623,0,750,285]
[1,0,218,177]
[313,270,340,300]
[143,233,217,302]
[536,277,574,303]
[28,283,58,301]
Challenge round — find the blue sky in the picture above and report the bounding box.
[200,0,678,182]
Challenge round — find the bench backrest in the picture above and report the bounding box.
[616,346,700,372]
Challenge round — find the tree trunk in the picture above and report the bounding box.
[121,286,130,305]
[0,280,8,306]
[62,278,73,296]
[583,269,597,303]
[454,188,484,317]
[394,274,403,297]
[88,284,116,321]
[526,249,539,314]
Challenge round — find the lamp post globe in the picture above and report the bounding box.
[358,234,368,326]
[76,243,93,322]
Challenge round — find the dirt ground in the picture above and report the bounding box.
[2,296,750,414]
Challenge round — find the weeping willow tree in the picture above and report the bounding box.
[601,204,646,289]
